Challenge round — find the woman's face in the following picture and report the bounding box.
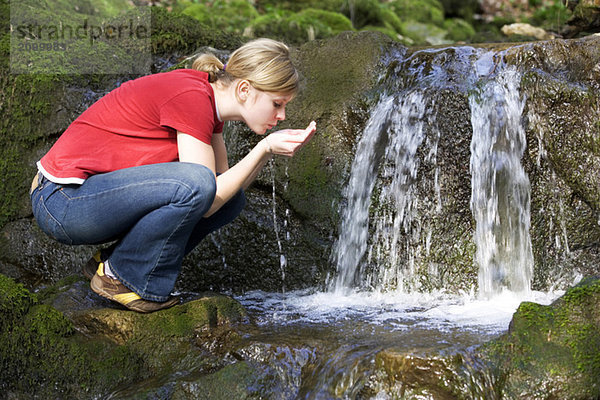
[242,86,293,135]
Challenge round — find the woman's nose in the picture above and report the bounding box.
[277,107,286,121]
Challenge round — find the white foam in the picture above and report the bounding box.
[237,288,563,333]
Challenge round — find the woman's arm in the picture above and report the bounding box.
[177,121,316,217]
[211,133,229,173]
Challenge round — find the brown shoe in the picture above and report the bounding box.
[90,262,179,313]
[83,250,103,280]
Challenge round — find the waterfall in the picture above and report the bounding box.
[328,94,395,294]
[469,67,533,297]
[327,90,434,294]
[365,91,431,292]
[329,49,534,297]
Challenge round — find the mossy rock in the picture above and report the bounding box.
[340,0,386,29]
[387,0,446,26]
[296,8,354,34]
[253,0,345,13]
[0,273,149,398]
[171,361,258,400]
[181,0,259,36]
[278,31,392,227]
[248,8,353,44]
[443,18,476,42]
[150,6,243,56]
[1,272,249,398]
[77,294,247,345]
[371,279,600,397]
[483,277,600,398]
[561,0,600,37]
[400,20,452,45]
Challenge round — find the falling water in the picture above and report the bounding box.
[366,92,436,292]
[329,50,534,298]
[270,159,289,293]
[469,67,533,297]
[327,94,395,294]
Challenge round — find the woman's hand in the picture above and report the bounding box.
[263,121,317,157]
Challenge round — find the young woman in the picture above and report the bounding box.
[30,38,316,313]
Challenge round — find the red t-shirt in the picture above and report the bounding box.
[38,69,223,184]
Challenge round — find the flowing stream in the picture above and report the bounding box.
[232,47,566,398]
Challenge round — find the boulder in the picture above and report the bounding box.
[501,22,555,40]
[0,272,249,399]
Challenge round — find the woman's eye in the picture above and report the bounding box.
[273,102,282,108]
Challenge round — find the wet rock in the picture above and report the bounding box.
[170,361,257,400]
[178,187,331,294]
[0,219,96,289]
[506,35,600,287]
[74,293,247,345]
[372,351,499,399]
[370,279,600,398]
[483,277,600,398]
[0,273,148,399]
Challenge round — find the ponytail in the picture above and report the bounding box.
[191,53,226,83]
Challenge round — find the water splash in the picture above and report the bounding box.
[469,67,534,297]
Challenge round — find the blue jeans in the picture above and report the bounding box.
[31,162,245,301]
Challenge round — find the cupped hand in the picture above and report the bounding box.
[265,121,317,157]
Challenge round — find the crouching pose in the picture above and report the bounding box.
[31,38,316,313]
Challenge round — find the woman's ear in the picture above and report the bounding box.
[236,80,251,103]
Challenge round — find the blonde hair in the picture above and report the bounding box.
[192,38,299,95]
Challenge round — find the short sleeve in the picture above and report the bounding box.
[159,90,218,144]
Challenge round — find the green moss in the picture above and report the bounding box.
[151,6,242,56]
[387,0,445,26]
[182,0,259,35]
[254,0,345,13]
[296,8,354,34]
[0,273,148,398]
[526,0,570,31]
[361,25,403,42]
[485,278,600,397]
[0,274,37,324]
[0,71,65,228]
[135,295,246,339]
[554,278,600,376]
[340,0,385,29]
[401,20,451,45]
[443,18,476,42]
[249,8,353,44]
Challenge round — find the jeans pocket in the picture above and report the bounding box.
[33,190,73,245]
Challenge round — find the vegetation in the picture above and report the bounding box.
[164,0,576,46]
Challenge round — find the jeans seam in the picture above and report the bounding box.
[35,193,73,245]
